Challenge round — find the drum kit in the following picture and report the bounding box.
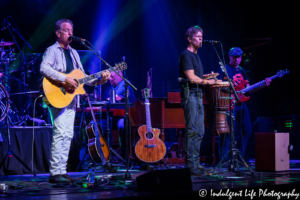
[0,40,44,126]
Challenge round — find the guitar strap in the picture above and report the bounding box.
[238,66,246,80]
[70,49,79,70]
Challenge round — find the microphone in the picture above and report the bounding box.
[177,77,193,83]
[68,36,86,42]
[203,40,219,44]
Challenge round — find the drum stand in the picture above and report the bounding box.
[0,114,36,177]
[215,100,256,177]
[213,72,255,177]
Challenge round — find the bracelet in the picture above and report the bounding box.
[202,79,205,85]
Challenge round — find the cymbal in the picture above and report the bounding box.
[0,41,15,46]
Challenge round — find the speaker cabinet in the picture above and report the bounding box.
[136,168,192,192]
[255,132,289,171]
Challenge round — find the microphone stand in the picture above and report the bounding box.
[77,39,137,180]
[209,43,255,177]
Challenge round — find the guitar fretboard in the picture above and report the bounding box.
[241,74,278,93]
[145,99,152,132]
[78,68,114,85]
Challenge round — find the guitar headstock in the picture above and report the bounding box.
[114,62,128,72]
[141,88,151,100]
[277,69,290,78]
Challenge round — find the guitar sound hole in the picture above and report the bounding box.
[145,132,154,140]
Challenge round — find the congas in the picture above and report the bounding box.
[0,84,10,122]
[206,82,230,135]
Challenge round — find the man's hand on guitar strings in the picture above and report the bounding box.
[65,77,78,89]
[265,78,272,86]
[98,70,110,85]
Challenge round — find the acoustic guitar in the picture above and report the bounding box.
[42,62,127,108]
[135,88,166,163]
[85,95,110,164]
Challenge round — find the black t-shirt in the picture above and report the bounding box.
[63,48,74,74]
[179,49,204,94]
[217,65,248,87]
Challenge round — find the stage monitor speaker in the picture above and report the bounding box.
[255,132,289,171]
[136,168,192,192]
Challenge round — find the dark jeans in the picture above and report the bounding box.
[181,93,204,168]
[100,118,126,159]
[221,102,252,158]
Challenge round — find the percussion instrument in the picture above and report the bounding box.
[206,82,230,135]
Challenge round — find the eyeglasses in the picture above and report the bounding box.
[60,29,73,33]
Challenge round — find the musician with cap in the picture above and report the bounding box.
[217,47,272,160]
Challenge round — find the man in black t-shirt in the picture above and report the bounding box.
[179,26,215,176]
[217,47,271,159]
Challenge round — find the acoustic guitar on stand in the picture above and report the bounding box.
[42,62,127,108]
[85,95,110,165]
[135,88,166,163]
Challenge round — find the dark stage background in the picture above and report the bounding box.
[1,0,299,160]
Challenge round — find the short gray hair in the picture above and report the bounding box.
[54,19,73,32]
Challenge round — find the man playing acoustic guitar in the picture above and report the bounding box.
[217,47,271,160]
[40,19,110,183]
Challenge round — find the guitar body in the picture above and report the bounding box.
[135,125,166,163]
[42,69,86,108]
[86,123,110,163]
[42,62,127,108]
[234,80,250,103]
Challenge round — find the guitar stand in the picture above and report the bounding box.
[75,98,126,173]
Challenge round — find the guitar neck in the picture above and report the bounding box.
[145,99,152,132]
[78,67,115,85]
[241,74,278,93]
[78,66,123,84]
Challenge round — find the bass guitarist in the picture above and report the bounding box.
[217,47,271,160]
[40,19,110,183]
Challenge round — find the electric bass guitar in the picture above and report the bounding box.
[234,69,289,104]
[135,88,166,163]
[42,62,127,108]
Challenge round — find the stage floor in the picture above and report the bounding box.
[1,161,300,200]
